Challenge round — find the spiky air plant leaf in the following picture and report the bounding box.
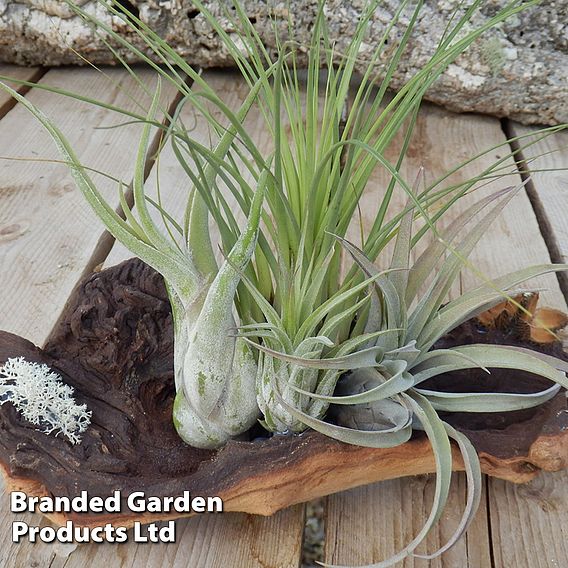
[2,1,568,566]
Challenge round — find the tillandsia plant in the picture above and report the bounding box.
[2,0,568,565]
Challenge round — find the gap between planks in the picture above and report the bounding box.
[0,65,46,119]
[503,119,568,301]
[487,120,568,568]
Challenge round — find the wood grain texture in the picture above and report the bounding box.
[0,483,79,568]
[507,123,568,284]
[54,507,305,568]
[0,67,177,346]
[324,102,567,567]
[325,474,491,568]
[0,65,44,118]
[489,470,568,568]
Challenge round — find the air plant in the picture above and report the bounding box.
[1,0,568,565]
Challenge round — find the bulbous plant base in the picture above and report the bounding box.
[0,259,566,529]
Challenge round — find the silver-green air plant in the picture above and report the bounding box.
[2,0,568,566]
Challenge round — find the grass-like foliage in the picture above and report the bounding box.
[1,0,568,565]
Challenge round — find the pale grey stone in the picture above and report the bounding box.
[0,0,566,125]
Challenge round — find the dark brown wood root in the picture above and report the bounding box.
[0,258,566,529]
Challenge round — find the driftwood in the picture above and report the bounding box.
[0,258,566,529]
[0,1,567,125]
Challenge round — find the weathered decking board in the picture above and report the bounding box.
[325,473,492,568]
[0,67,180,568]
[508,123,568,287]
[0,67,567,568]
[0,67,178,346]
[55,507,305,568]
[332,101,498,567]
[489,471,568,568]
[0,65,44,117]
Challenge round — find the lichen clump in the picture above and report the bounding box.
[0,357,91,445]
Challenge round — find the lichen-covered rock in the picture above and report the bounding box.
[0,0,566,125]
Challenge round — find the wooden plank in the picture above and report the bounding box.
[58,508,304,568]
[489,471,568,568]
[0,67,177,347]
[0,507,79,568]
[0,67,179,567]
[325,473,490,568]
[0,65,44,118]
[487,123,568,568]
[324,102,566,566]
[77,70,306,568]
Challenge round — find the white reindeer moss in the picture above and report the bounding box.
[0,357,91,445]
